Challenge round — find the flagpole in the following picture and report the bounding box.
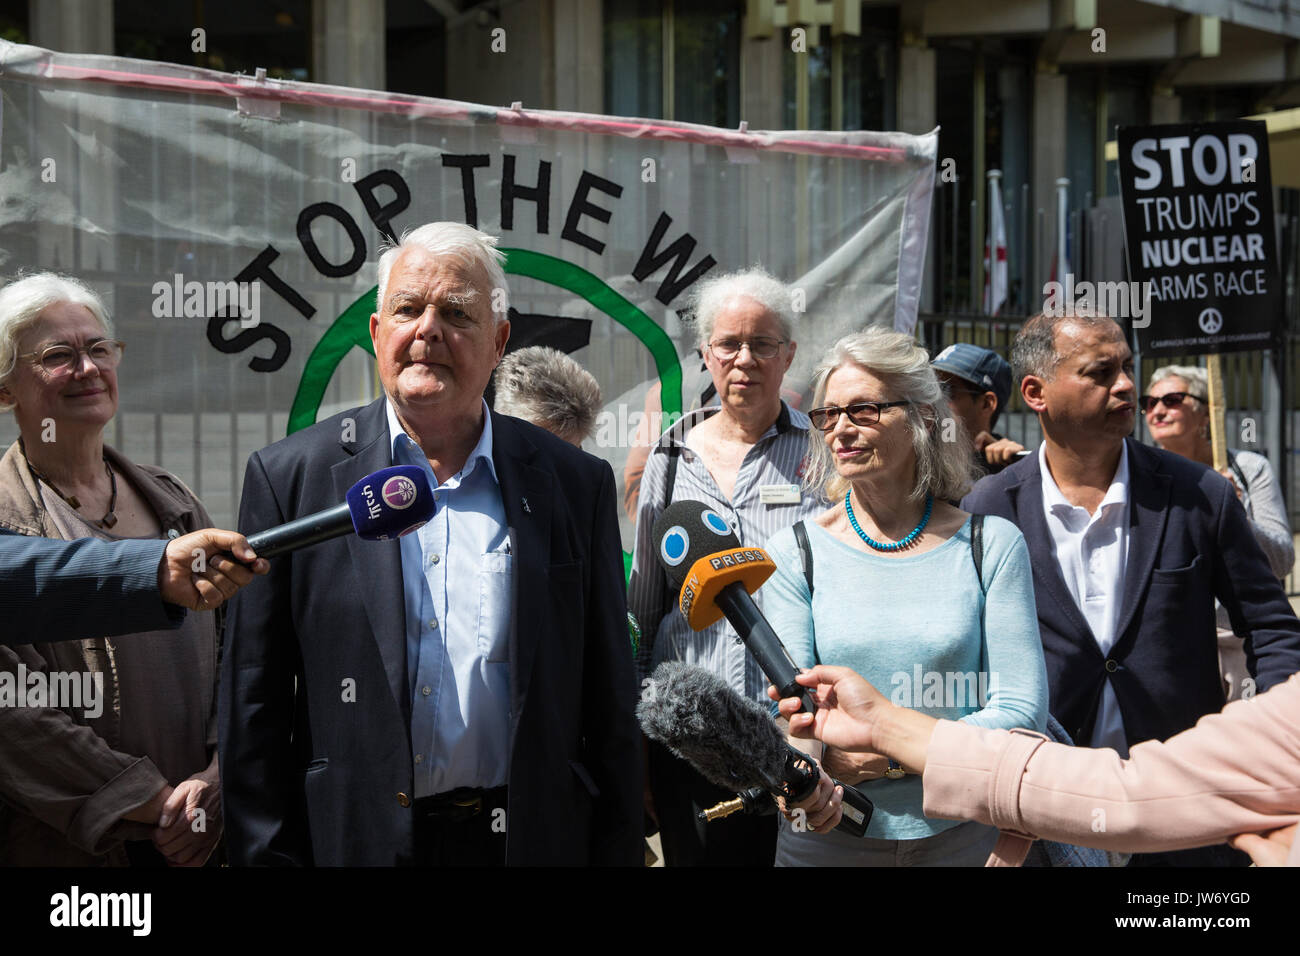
[984,169,1006,317]
[1207,354,1229,472]
[1055,177,1070,285]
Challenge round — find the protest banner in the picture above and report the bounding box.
[0,38,936,556]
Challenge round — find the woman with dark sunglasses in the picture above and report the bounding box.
[1144,364,1294,701]
[760,327,1049,866]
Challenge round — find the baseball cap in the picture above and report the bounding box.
[932,343,1012,414]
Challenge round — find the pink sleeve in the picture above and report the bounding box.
[922,673,1300,858]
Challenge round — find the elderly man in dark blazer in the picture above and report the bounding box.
[963,310,1300,866]
[218,222,641,866]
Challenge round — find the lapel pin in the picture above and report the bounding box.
[522,497,531,514]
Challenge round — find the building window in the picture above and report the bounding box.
[933,44,976,311]
[986,54,1031,312]
[671,0,740,127]
[782,25,832,129]
[0,0,27,44]
[604,0,739,127]
[1102,71,1150,199]
[605,0,664,118]
[1065,71,1098,216]
[841,23,897,132]
[386,0,446,98]
[114,0,310,80]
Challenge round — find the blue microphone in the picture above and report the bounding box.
[246,466,435,559]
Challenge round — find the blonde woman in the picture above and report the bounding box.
[761,327,1049,866]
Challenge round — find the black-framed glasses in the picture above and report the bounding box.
[707,337,787,361]
[809,400,910,431]
[1138,391,1205,414]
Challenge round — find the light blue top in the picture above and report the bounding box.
[388,399,513,797]
[762,514,1048,842]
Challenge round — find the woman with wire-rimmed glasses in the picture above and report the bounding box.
[758,326,1049,866]
[627,267,822,867]
[0,272,225,867]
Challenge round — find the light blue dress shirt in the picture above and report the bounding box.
[386,399,512,797]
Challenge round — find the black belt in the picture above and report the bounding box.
[413,786,508,823]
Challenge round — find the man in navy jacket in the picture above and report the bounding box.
[218,223,641,866]
[963,312,1300,863]
[1,527,265,644]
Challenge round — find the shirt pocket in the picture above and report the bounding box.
[477,550,514,662]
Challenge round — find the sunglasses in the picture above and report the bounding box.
[808,400,910,431]
[1138,392,1206,414]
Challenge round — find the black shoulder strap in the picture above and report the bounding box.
[793,520,820,666]
[663,444,680,511]
[1228,452,1249,495]
[793,520,814,597]
[970,513,986,595]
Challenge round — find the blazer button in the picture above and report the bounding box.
[396,792,411,808]
[1104,659,1119,673]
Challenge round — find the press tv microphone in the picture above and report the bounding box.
[652,500,816,715]
[638,662,872,837]
[246,466,435,559]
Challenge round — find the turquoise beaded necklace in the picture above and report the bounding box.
[844,490,933,552]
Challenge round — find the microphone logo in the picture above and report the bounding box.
[700,510,732,537]
[660,526,690,566]
[381,475,419,510]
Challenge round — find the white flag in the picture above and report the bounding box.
[983,172,1007,315]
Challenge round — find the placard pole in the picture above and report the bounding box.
[1206,353,1229,472]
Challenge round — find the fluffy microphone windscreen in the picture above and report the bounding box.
[652,499,741,588]
[345,465,436,540]
[637,661,789,791]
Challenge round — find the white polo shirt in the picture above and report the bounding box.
[1039,440,1132,756]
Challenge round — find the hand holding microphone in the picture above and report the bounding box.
[243,465,435,559]
[652,500,817,715]
[638,661,872,837]
[165,466,437,612]
[159,529,269,611]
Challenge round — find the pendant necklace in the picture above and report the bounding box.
[22,442,119,529]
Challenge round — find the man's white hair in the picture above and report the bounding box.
[493,346,602,443]
[376,222,510,323]
[0,273,114,410]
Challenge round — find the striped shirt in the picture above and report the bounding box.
[627,400,824,703]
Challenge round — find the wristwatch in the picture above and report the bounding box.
[883,759,905,780]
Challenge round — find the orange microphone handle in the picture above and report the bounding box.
[677,547,776,630]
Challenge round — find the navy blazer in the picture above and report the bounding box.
[962,438,1300,748]
[217,398,642,866]
[1,532,183,644]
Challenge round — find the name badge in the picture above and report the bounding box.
[760,484,801,505]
